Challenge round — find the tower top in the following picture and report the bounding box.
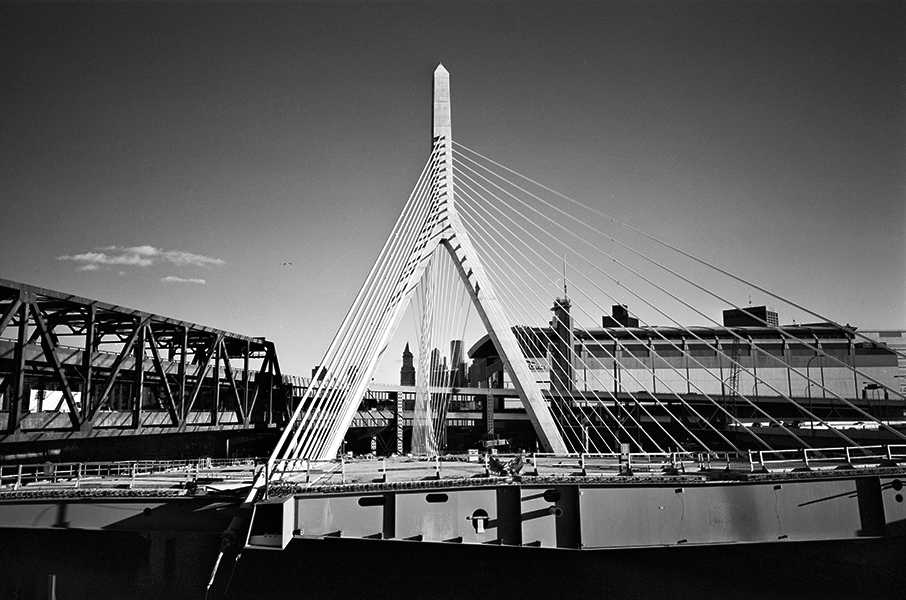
[433,64,451,142]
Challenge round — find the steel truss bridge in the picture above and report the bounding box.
[0,279,289,452]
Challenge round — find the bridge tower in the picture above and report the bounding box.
[427,65,567,453]
[269,66,567,462]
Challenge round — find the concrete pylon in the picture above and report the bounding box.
[430,65,567,453]
[433,64,452,142]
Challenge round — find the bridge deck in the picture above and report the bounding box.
[266,444,906,497]
[0,458,258,500]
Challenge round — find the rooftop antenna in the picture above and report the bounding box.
[562,255,568,300]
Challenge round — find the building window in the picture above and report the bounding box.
[621,345,649,358]
[687,345,716,357]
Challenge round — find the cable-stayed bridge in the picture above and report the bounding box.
[199,66,906,599]
[267,64,905,468]
[3,66,906,600]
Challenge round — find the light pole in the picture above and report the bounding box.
[805,354,821,431]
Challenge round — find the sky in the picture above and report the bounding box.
[2,0,904,383]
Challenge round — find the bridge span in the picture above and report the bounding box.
[1,279,291,461]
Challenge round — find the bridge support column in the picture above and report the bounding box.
[212,340,221,426]
[82,304,96,424]
[131,318,145,429]
[7,298,28,434]
[392,391,404,454]
[482,393,495,443]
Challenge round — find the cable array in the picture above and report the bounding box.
[268,132,903,466]
[410,247,473,455]
[268,141,449,464]
[449,141,905,453]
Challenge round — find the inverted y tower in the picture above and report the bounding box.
[271,66,566,462]
[427,65,567,453]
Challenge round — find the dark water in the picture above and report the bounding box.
[2,529,904,600]
[223,536,906,600]
[0,528,220,600]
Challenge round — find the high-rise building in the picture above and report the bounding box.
[723,306,779,327]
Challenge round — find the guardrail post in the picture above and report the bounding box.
[76,463,82,489]
[15,464,23,490]
[130,462,137,489]
[845,446,852,465]
[435,455,441,480]
[802,449,810,470]
[887,445,893,461]
[382,458,387,483]
[532,453,539,476]
[580,453,587,476]
[747,451,754,472]
[306,458,311,484]
[341,455,346,484]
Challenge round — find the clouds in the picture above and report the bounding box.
[161,276,206,285]
[58,245,225,281]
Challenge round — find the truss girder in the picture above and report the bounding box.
[145,327,181,426]
[0,278,284,441]
[29,302,82,428]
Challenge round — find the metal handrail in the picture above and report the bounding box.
[0,457,262,490]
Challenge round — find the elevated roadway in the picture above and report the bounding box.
[1,279,289,460]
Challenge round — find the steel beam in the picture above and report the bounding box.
[7,298,28,433]
[183,332,222,418]
[212,338,221,426]
[82,304,96,423]
[89,318,144,422]
[132,319,146,429]
[146,328,180,425]
[29,302,81,428]
[220,344,245,425]
[1,279,282,443]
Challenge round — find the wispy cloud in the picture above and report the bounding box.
[161,276,206,284]
[58,245,226,271]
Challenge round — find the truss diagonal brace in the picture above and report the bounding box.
[89,318,147,422]
[146,328,181,426]
[30,302,82,429]
[218,346,246,425]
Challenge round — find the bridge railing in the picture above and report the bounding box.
[264,451,700,490]
[260,444,906,494]
[750,445,901,472]
[0,457,261,491]
[529,452,698,476]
